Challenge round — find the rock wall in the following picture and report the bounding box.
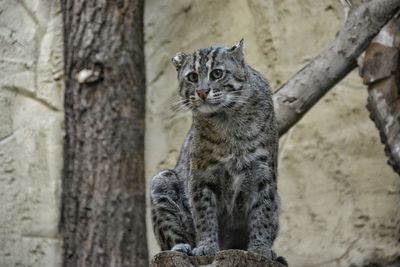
[144,1,400,266]
[0,0,64,266]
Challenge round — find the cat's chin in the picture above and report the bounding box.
[196,103,222,114]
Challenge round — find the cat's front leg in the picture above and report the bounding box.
[247,181,280,259]
[190,180,219,256]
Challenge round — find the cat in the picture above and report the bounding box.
[150,40,284,264]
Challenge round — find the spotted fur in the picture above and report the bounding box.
[150,40,283,262]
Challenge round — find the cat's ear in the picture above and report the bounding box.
[229,39,245,62]
[172,52,187,71]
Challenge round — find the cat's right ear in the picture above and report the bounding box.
[172,52,187,71]
[229,39,245,63]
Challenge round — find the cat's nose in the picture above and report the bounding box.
[196,88,210,100]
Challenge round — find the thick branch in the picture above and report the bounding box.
[274,0,400,136]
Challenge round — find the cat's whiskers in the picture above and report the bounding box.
[166,98,193,123]
[171,98,190,107]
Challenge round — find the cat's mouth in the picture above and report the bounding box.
[203,99,221,106]
[195,101,223,113]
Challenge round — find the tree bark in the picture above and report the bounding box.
[274,0,400,136]
[361,14,400,175]
[60,1,148,266]
[150,250,286,267]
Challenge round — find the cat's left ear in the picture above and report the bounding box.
[172,52,187,71]
[229,39,245,62]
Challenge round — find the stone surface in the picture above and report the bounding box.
[144,1,400,266]
[0,0,64,266]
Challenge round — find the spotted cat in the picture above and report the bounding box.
[150,40,284,263]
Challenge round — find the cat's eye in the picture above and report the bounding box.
[186,72,198,83]
[210,69,224,80]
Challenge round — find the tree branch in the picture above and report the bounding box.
[274,0,400,136]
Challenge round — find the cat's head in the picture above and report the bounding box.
[172,40,249,114]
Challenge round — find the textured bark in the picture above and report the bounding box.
[60,1,148,267]
[361,14,400,175]
[150,250,285,267]
[275,0,400,136]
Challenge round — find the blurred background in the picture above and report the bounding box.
[0,0,399,266]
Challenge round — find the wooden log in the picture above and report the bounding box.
[150,250,286,267]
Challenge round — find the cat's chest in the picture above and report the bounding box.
[190,163,246,206]
[193,121,266,156]
[192,135,267,174]
[215,167,253,216]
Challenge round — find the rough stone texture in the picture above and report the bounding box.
[144,1,400,266]
[0,0,64,266]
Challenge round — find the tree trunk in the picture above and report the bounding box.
[60,1,148,266]
[361,14,400,175]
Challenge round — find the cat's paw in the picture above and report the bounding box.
[248,246,274,260]
[171,243,192,255]
[276,256,288,266]
[192,242,218,256]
